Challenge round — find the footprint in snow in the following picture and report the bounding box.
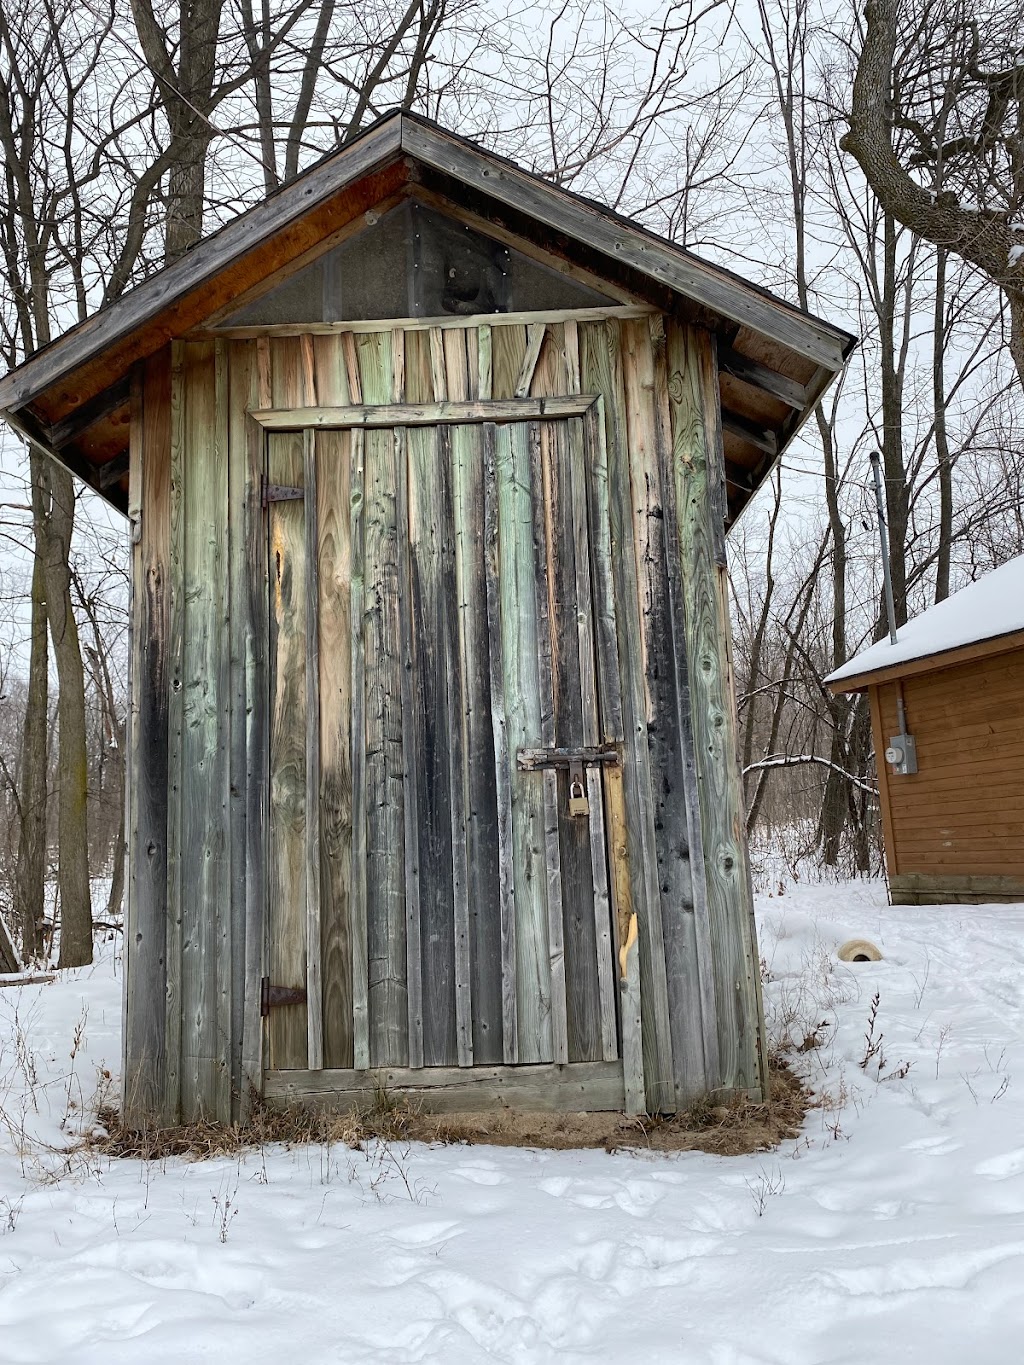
[387,1219,463,1247]
[902,1134,961,1156]
[451,1164,508,1186]
[975,1149,1024,1179]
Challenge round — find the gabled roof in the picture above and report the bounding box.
[0,110,856,516]
[827,554,1024,690]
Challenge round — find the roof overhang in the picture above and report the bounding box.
[0,111,856,517]
[827,626,1024,692]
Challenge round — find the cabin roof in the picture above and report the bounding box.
[0,110,856,518]
[827,554,1024,691]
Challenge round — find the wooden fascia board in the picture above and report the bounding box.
[399,119,854,373]
[0,116,405,414]
[827,627,1024,692]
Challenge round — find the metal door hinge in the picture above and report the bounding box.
[261,476,304,508]
[260,976,308,1016]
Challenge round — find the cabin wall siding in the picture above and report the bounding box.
[123,310,767,1125]
[874,646,1024,903]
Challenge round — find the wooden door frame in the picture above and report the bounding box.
[252,394,646,1114]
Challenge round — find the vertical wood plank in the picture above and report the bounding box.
[448,333,503,1065]
[429,327,447,401]
[528,422,568,1066]
[241,404,267,1112]
[649,315,719,1094]
[622,317,709,1104]
[178,339,231,1118]
[405,421,461,1067]
[665,319,765,1097]
[392,331,424,1070]
[582,398,643,1090]
[581,319,675,1111]
[267,429,308,1071]
[540,418,598,1061]
[358,329,407,1067]
[605,765,645,1113]
[437,420,474,1068]
[496,420,551,1065]
[226,343,250,1118]
[563,320,582,394]
[242,341,272,1108]
[448,580,474,1064]
[569,413,618,1063]
[349,422,370,1070]
[303,427,324,1070]
[164,340,185,1121]
[312,336,354,1070]
[515,324,547,397]
[482,420,517,1063]
[219,338,253,1119]
[478,325,492,402]
[399,413,425,1071]
[402,329,432,404]
[542,771,568,1064]
[583,399,623,742]
[123,352,171,1124]
[267,341,309,1071]
[492,324,528,400]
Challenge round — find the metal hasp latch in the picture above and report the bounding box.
[515,745,620,818]
[260,977,308,1017]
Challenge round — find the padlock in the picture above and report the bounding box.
[568,762,590,818]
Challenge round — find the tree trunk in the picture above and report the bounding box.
[15,458,50,961]
[0,914,17,973]
[879,211,910,627]
[33,455,92,968]
[842,0,1024,388]
[934,248,953,603]
[164,122,214,260]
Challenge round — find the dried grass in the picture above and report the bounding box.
[90,1057,809,1161]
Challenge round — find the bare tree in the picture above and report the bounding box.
[843,0,1024,384]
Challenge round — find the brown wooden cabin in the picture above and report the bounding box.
[827,556,1024,906]
[0,113,854,1126]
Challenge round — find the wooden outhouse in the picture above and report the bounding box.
[0,114,854,1125]
[827,556,1024,906]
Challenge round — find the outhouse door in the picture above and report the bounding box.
[263,398,626,1089]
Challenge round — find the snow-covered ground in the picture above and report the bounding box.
[2,882,1023,1364]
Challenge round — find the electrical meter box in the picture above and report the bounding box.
[885,733,918,776]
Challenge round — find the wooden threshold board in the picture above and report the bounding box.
[263,1060,626,1113]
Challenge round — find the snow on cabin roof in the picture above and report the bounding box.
[826,554,1024,687]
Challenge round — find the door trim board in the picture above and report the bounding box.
[250,396,598,431]
[264,1060,625,1112]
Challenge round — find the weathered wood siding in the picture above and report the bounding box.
[123,352,171,1122]
[124,307,767,1124]
[125,338,261,1124]
[874,646,1024,903]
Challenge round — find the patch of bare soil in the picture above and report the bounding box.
[92,1057,809,1160]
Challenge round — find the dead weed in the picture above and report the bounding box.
[90,1056,810,1161]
